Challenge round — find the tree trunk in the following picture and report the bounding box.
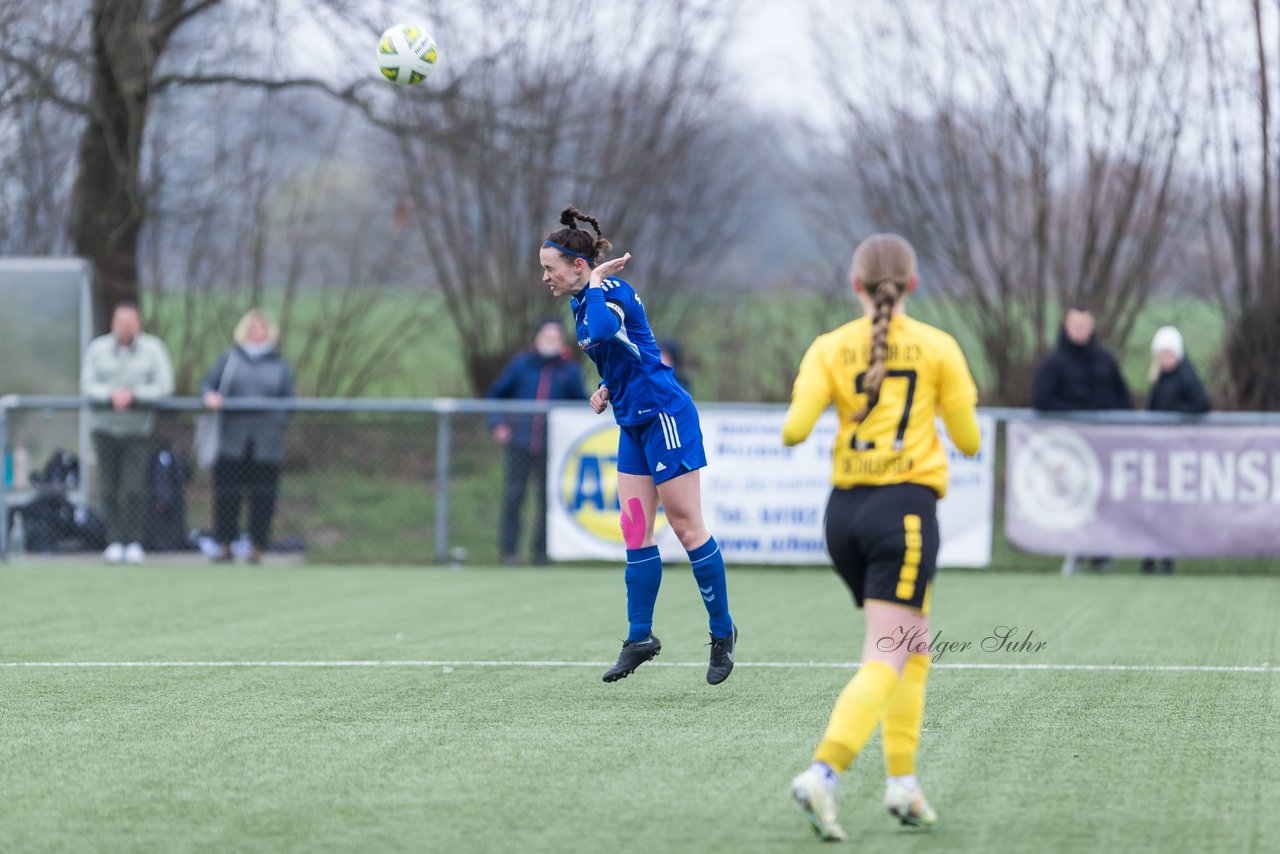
[1226,298,1280,409]
[71,0,152,332]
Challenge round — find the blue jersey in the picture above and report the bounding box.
[570,277,691,426]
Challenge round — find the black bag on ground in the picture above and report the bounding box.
[144,445,193,552]
[31,449,80,490]
[9,493,77,552]
[7,492,107,554]
[75,506,107,552]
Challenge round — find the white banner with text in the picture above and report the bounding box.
[547,407,995,567]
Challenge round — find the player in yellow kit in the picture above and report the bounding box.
[782,233,981,842]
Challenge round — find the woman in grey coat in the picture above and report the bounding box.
[199,309,295,563]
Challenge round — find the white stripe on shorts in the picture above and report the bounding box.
[659,412,674,449]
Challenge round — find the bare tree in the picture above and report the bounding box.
[0,101,79,256]
[0,0,447,332]
[139,79,438,396]
[1199,0,1280,409]
[0,1,83,255]
[804,0,1195,404]
[391,0,754,393]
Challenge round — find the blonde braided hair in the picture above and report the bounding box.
[851,234,916,422]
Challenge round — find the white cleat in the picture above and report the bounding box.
[123,542,146,565]
[789,767,847,842]
[103,542,125,564]
[884,779,937,828]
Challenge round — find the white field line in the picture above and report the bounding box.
[0,660,1273,673]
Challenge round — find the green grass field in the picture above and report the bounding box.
[2,565,1277,853]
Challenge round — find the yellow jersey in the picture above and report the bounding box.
[783,314,978,497]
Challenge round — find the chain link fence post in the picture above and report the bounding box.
[434,406,452,564]
[0,398,9,558]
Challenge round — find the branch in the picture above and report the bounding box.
[150,71,463,134]
[150,0,223,48]
[152,71,367,96]
[0,45,92,116]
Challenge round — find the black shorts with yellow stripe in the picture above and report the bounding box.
[823,483,940,614]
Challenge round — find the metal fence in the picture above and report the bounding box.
[3,395,1280,566]
[0,396,584,565]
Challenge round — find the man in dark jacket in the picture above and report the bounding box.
[1033,307,1132,412]
[487,320,587,565]
[1033,306,1130,573]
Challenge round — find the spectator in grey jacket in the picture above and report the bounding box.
[80,302,175,564]
[200,309,295,563]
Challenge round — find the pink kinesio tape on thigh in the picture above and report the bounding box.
[620,497,647,549]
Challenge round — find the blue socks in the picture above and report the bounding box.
[624,545,663,642]
[689,536,733,638]
[624,538,733,641]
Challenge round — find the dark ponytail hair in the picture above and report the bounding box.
[543,205,613,267]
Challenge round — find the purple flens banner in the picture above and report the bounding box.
[1006,421,1280,557]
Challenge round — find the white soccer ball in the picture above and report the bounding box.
[376,23,438,86]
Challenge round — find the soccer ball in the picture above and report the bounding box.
[376,23,438,86]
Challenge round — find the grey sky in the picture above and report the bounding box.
[728,1,819,116]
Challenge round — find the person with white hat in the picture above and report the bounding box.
[1144,325,1210,574]
[1148,326,1210,415]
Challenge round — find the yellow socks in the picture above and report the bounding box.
[882,653,931,776]
[811,653,931,778]
[813,660,899,773]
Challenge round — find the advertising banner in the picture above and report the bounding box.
[1006,421,1280,556]
[548,407,995,566]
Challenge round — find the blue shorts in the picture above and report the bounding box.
[616,402,707,485]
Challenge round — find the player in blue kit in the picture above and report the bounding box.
[539,206,737,685]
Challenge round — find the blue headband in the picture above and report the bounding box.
[543,239,593,264]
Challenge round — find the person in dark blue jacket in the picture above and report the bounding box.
[539,205,738,687]
[486,319,587,566]
[657,338,692,393]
